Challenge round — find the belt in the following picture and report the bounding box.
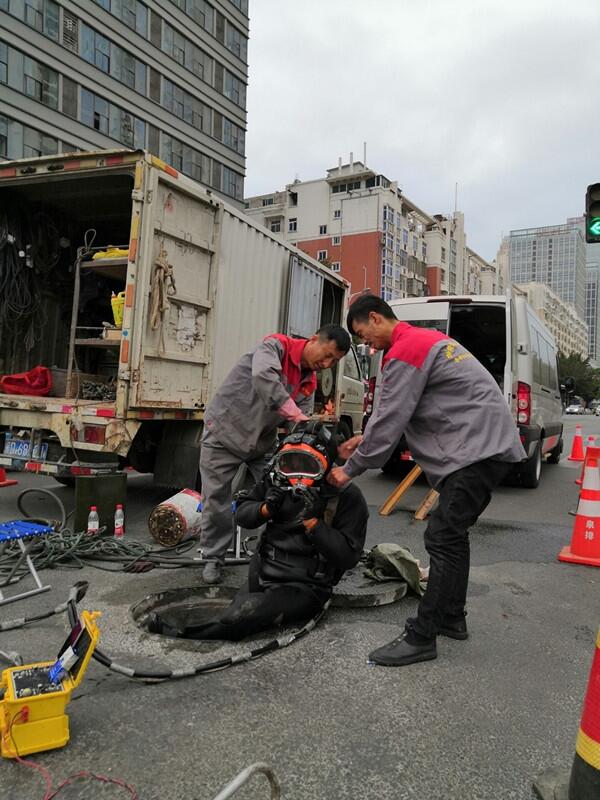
[260,544,328,578]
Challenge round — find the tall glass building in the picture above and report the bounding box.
[0,0,248,203]
[508,221,587,321]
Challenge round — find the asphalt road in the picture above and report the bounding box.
[0,416,599,800]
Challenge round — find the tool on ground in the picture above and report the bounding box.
[0,607,100,757]
[0,520,56,607]
[378,463,439,521]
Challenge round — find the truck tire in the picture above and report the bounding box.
[520,441,541,488]
[547,436,563,464]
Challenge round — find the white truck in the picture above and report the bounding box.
[0,149,350,488]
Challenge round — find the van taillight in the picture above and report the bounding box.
[364,376,377,415]
[517,381,531,425]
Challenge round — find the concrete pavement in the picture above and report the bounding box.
[0,434,598,799]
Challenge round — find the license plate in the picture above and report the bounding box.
[3,434,48,460]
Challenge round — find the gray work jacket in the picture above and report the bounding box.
[203,335,315,458]
[344,322,526,488]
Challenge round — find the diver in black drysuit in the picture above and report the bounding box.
[148,423,369,641]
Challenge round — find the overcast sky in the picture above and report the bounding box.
[244,0,600,262]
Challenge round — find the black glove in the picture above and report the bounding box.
[264,486,287,517]
[301,495,327,521]
[272,491,306,523]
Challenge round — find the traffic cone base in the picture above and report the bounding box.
[558,545,600,568]
[0,467,17,487]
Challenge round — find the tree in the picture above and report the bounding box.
[557,352,600,403]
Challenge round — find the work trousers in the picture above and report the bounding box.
[410,458,512,642]
[177,554,328,641]
[199,429,270,562]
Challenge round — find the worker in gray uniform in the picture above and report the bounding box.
[330,295,526,667]
[199,324,350,585]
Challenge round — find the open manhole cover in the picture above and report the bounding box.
[332,567,408,608]
[132,585,239,635]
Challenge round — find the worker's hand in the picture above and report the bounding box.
[337,435,362,461]
[279,397,309,424]
[264,486,287,517]
[327,467,352,488]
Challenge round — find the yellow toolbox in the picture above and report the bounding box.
[0,610,100,758]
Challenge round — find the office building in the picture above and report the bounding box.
[506,220,587,322]
[0,0,248,203]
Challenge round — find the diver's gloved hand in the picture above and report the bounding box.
[264,486,287,516]
[272,491,306,522]
[301,495,327,521]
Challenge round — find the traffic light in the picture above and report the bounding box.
[586,183,600,242]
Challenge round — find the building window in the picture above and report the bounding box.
[319,225,327,235]
[0,42,7,84]
[317,250,328,261]
[441,247,447,263]
[23,56,59,108]
[262,198,274,206]
[23,125,58,157]
[224,71,246,107]
[333,209,341,219]
[270,220,281,233]
[333,235,341,245]
[23,0,59,39]
[0,114,8,158]
[226,22,248,61]
[288,218,297,232]
[330,262,340,272]
[222,165,243,200]
[222,118,245,154]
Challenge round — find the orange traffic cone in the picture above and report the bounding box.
[0,467,17,488]
[559,456,600,567]
[568,424,585,462]
[576,437,597,485]
[567,627,600,797]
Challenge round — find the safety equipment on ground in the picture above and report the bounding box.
[0,604,100,757]
[0,468,17,488]
[568,627,600,797]
[559,455,600,568]
[568,424,585,462]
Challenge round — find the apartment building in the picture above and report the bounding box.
[0,0,248,203]
[245,156,496,300]
[515,281,588,358]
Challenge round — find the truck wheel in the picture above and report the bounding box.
[520,441,541,488]
[547,436,563,464]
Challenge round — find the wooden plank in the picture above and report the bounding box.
[414,489,439,520]
[378,464,422,516]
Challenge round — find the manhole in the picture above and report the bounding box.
[332,567,408,608]
[131,585,239,634]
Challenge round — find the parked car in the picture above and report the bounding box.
[566,404,585,414]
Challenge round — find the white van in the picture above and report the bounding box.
[374,291,563,488]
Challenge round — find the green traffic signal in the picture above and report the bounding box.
[586,183,600,242]
[588,218,600,238]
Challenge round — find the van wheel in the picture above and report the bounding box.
[520,442,541,488]
[547,437,563,464]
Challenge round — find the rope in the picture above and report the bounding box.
[149,246,176,353]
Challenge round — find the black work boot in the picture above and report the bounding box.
[406,613,469,641]
[368,630,437,667]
